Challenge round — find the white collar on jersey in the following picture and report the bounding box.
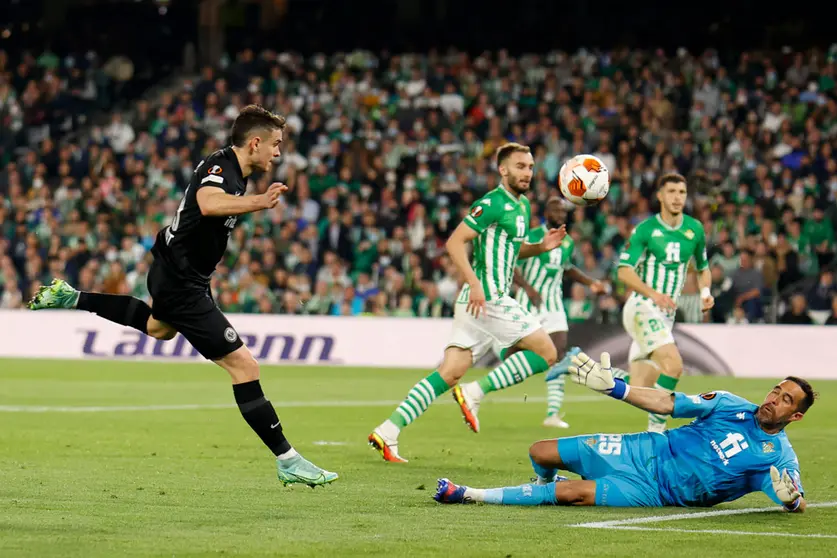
[656,213,684,231]
[498,184,522,204]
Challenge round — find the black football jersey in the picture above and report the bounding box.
[151,147,246,284]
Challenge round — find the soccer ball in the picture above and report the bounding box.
[558,154,610,206]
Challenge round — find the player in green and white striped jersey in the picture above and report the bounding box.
[617,173,715,433]
[369,143,568,463]
[508,198,607,428]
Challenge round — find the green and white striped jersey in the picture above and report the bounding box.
[458,185,531,302]
[618,214,708,306]
[516,225,575,312]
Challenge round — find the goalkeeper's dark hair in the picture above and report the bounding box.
[785,376,817,413]
[230,105,286,148]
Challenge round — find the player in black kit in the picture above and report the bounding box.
[29,105,338,487]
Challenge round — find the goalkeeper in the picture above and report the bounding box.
[434,352,815,511]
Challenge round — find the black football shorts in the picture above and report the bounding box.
[146,259,243,360]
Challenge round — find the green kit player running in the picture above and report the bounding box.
[369,143,567,462]
[483,197,608,428]
[617,173,715,432]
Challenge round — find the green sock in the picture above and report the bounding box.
[477,350,549,394]
[649,373,679,424]
[655,373,679,391]
[389,371,450,428]
[546,374,566,416]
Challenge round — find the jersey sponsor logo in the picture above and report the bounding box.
[711,432,749,466]
[736,412,747,420]
[470,206,484,218]
[208,165,223,175]
[652,229,664,237]
[701,392,717,400]
[689,395,701,404]
[504,203,513,210]
[762,441,775,454]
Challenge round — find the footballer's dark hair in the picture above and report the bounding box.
[230,104,286,148]
[784,376,817,414]
[496,142,531,168]
[656,172,688,191]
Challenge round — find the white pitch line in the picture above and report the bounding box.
[574,501,837,528]
[608,526,837,539]
[573,501,837,539]
[0,394,606,413]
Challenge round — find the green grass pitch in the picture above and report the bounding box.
[1,359,836,557]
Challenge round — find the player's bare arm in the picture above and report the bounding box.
[622,385,675,415]
[565,266,606,294]
[617,266,676,311]
[698,267,714,311]
[512,268,542,307]
[518,226,567,259]
[196,183,287,216]
[446,222,485,317]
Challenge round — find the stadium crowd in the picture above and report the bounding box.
[1,45,837,325]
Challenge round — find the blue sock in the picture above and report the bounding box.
[530,455,557,482]
[483,482,557,506]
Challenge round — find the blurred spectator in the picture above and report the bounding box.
[726,307,750,325]
[2,45,837,325]
[780,294,814,325]
[825,296,837,326]
[729,250,765,322]
[806,270,837,324]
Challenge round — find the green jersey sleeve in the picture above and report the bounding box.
[618,224,648,268]
[463,197,501,234]
[693,227,709,271]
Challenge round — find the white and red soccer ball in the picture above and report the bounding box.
[558,154,610,206]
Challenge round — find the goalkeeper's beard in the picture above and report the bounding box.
[756,405,788,431]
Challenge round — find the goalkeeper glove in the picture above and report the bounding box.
[770,465,801,510]
[569,352,630,400]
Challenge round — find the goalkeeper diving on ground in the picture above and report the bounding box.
[434,352,815,511]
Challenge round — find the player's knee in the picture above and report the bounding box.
[657,351,683,377]
[540,342,558,366]
[438,348,472,385]
[219,349,261,383]
[232,357,260,383]
[147,320,176,340]
[529,439,558,466]
[554,481,596,506]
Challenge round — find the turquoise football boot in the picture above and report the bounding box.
[28,278,80,310]
[277,454,339,488]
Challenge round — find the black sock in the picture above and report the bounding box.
[77,292,151,334]
[233,380,292,457]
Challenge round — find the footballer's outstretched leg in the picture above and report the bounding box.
[218,347,338,487]
[30,278,177,341]
[369,347,472,462]
[433,478,594,506]
[455,330,557,432]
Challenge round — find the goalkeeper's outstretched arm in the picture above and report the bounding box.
[622,387,675,415]
[569,351,674,414]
